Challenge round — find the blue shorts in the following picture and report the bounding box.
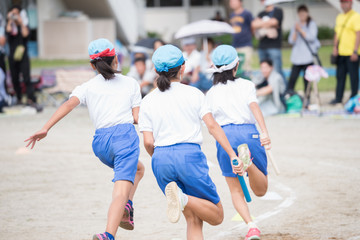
[216,124,268,178]
[92,123,139,183]
[152,143,220,204]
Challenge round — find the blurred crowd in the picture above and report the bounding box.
[126,0,359,116]
[1,0,359,115]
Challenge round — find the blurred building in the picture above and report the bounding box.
[1,0,146,59]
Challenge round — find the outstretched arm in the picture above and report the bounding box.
[249,102,271,149]
[24,96,80,149]
[202,113,243,175]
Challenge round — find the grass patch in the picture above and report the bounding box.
[30,59,89,69]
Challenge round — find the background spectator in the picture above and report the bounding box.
[331,0,360,105]
[127,52,156,97]
[252,0,286,84]
[6,5,41,112]
[0,12,6,83]
[190,38,214,92]
[287,5,320,98]
[212,10,224,22]
[181,37,201,84]
[255,59,286,116]
[229,0,254,77]
[153,38,165,51]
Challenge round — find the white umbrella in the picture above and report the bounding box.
[174,20,235,39]
[175,20,235,56]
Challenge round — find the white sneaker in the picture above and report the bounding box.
[237,144,253,171]
[165,182,184,223]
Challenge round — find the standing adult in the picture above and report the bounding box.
[229,0,254,77]
[181,37,201,84]
[287,5,320,95]
[331,0,360,105]
[6,5,41,111]
[252,0,285,83]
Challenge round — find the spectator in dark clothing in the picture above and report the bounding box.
[252,0,286,84]
[6,5,41,112]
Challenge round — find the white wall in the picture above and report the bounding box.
[37,0,67,58]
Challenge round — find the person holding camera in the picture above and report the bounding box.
[330,0,360,105]
[6,5,41,112]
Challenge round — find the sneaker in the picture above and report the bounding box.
[237,144,253,171]
[329,99,342,105]
[119,203,134,230]
[165,182,184,223]
[245,227,261,240]
[93,232,111,240]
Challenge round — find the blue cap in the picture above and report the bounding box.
[211,45,238,66]
[152,44,185,72]
[88,38,115,59]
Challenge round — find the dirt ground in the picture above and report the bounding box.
[0,101,360,240]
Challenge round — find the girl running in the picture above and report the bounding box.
[205,45,271,240]
[138,44,243,239]
[25,38,144,240]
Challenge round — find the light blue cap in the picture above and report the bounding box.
[211,45,238,66]
[152,44,185,72]
[88,38,114,59]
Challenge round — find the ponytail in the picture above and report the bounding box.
[156,64,182,92]
[90,56,121,80]
[213,65,236,85]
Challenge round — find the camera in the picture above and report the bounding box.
[10,14,18,21]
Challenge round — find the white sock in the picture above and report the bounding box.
[178,188,188,210]
[247,221,258,230]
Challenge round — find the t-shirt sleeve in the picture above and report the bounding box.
[138,102,153,132]
[198,91,211,119]
[69,83,87,105]
[131,80,142,108]
[248,11,254,22]
[247,82,258,105]
[352,14,360,32]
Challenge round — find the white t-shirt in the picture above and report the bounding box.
[183,50,201,74]
[70,73,141,129]
[205,78,258,126]
[138,82,210,147]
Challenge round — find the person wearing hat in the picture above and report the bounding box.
[252,0,286,84]
[206,45,271,240]
[181,37,201,84]
[25,38,145,240]
[138,44,241,238]
[330,0,360,105]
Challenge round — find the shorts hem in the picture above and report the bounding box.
[112,177,135,184]
[222,172,237,178]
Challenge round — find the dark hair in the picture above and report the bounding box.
[213,65,237,85]
[297,4,312,26]
[156,63,183,92]
[260,59,273,67]
[134,57,146,64]
[90,56,121,80]
[9,5,22,12]
[153,39,166,48]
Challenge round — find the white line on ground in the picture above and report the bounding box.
[214,179,296,239]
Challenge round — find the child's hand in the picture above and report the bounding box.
[231,157,245,176]
[260,134,271,150]
[24,129,48,149]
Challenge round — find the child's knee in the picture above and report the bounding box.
[208,205,224,226]
[252,183,268,197]
[136,161,145,178]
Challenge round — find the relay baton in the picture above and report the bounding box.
[232,159,252,203]
[260,133,280,175]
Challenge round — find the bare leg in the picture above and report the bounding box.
[128,161,145,201]
[185,196,223,226]
[183,207,204,240]
[106,180,133,236]
[225,177,252,223]
[247,164,268,197]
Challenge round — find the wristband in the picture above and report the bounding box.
[354,50,358,54]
